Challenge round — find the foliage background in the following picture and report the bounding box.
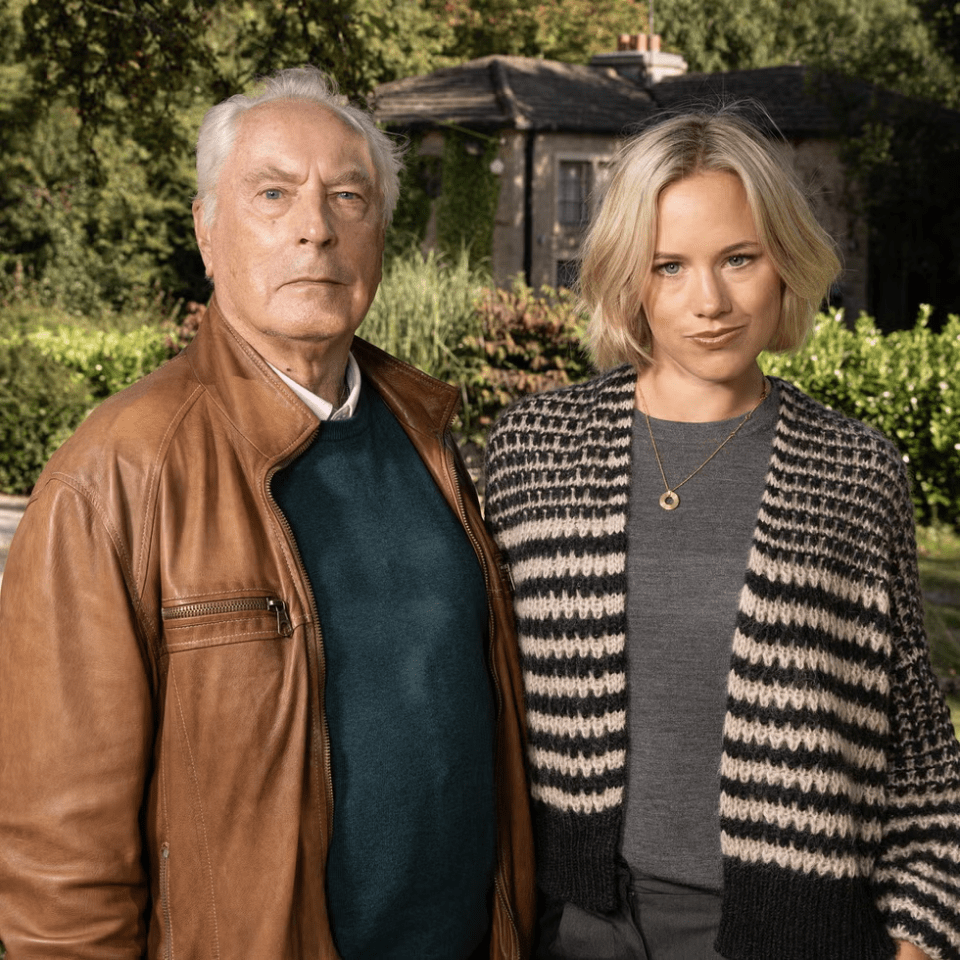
[2,247,958,533]
[4,0,960,322]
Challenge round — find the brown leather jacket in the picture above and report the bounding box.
[0,299,535,959]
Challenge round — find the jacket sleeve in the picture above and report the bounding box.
[872,463,960,960]
[0,476,154,959]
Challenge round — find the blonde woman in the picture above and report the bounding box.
[484,108,960,960]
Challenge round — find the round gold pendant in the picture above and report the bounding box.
[659,490,680,511]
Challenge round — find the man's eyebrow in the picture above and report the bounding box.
[326,167,376,190]
[241,165,376,191]
[242,165,301,188]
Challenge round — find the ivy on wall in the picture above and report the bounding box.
[435,128,501,266]
[385,132,439,260]
[385,126,501,269]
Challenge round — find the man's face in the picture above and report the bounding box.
[194,99,384,361]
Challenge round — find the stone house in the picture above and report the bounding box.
[373,41,895,320]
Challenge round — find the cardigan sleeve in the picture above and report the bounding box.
[872,461,960,960]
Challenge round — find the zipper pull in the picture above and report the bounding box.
[267,598,292,636]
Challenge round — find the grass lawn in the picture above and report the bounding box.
[916,524,960,740]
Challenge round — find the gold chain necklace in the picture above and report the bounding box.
[637,378,769,511]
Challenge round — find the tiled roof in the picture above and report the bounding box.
[651,65,877,136]
[372,55,658,133]
[374,57,959,140]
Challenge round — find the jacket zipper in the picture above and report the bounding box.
[265,446,336,830]
[160,842,172,960]
[161,596,292,636]
[442,434,521,960]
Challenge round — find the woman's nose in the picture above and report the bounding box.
[692,268,730,317]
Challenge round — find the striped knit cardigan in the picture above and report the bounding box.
[484,366,960,960]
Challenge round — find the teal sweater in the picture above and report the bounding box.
[273,383,495,959]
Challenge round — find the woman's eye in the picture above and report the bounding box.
[656,262,681,276]
[728,254,750,267]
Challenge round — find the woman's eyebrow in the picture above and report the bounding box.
[720,240,762,254]
[652,240,761,259]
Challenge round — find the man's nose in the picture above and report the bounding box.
[692,268,730,317]
[299,196,336,246]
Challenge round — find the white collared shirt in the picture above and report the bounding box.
[269,352,361,422]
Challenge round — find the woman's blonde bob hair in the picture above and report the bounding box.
[580,105,841,370]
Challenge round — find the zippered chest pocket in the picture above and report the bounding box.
[161,594,292,653]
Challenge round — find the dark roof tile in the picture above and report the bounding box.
[374,58,959,138]
[372,55,657,133]
[652,65,875,135]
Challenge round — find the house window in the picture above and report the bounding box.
[556,259,579,291]
[558,161,591,227]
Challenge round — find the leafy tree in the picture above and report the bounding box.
[656,0,960,106]
[19,0,449,144]
[228,0,447,96]
[426,0,649,64]
[4,0,452,309]
[1,99,201,312]
[918,0,960,68]
[5,0,960,320]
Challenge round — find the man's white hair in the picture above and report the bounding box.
[195,66,403,226]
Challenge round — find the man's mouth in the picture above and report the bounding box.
[285,276,341,285]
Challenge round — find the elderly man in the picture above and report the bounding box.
[0,67,534,959]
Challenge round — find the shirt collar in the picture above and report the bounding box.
[268,351,361,422]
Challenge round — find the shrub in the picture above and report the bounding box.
[762,307,960,527]
[26,324,172,400]
[0,336,93,493]
[458,279,593,445]
[0,292,193,493]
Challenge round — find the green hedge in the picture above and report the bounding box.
[1,284,959,529]
[0,309,187,494]
[26,324,172,400]
[761,307,960,526]
[0,336,94,492]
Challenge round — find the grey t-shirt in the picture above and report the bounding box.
[623,381,779,891]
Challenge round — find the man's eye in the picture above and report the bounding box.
[336,191,360,200]
[263,188,283,200]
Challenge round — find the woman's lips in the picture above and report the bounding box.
[688,326,744,347]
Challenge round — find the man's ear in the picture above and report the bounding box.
[193,198,215,279]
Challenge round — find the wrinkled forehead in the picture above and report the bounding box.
[228,99,377,183]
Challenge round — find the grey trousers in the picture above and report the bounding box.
[537,869,725,960]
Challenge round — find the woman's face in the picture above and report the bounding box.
[641,169,782,394]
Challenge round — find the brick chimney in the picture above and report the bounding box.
[591,32,686,86]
